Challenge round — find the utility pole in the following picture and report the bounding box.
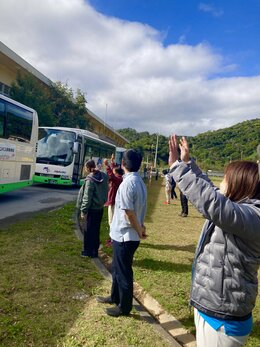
[104,103,108,132]
[154,133,159,168]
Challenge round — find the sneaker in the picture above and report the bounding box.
[81,251,90,257]
[182,213,188,217]
[96,296,113,304]
[105,306,128,317]
[81,251,98,258]
[163,201,170,205]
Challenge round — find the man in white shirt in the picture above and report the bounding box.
[96,149,147,317]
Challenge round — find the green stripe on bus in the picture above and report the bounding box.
[33,175,73,185]
[0,180,33,194]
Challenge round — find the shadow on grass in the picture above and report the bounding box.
[140,242,196,253]
[134,258,192,273]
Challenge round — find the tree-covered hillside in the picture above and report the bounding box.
[118,119,260,170]
[189,119,260,170]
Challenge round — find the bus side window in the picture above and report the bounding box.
[6,103,33,143]
[0,101,5,138]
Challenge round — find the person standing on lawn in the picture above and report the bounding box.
[168,134,260,347]
[97,149,147,317]
[162,169,171,204]
[80,159,108,258]
[104,154,124,246]
[179,190,188,217]
[170,176,178,200]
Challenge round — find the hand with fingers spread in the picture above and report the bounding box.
[168,134,179,166]
[168,134,190,166]
[179,137,190,163]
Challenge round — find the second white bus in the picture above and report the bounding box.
[33,127,117,186]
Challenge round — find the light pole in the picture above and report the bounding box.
[154,133,159,168]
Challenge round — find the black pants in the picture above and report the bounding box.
[111,240,140,314]
[180,191,188,215]
[83,208,103,257]
[171,187,177,199]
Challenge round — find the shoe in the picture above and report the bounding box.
[163,201,170,205]
[81,251,98,258]
[96,296,113,304]
[105,306,128,317]
[182,213,188,217]
[81,251,90,257]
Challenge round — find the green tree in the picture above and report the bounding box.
[10,72,55,126]
[10,74,89,129]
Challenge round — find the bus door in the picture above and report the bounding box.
[72,136,82,185]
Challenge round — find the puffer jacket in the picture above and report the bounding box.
[80,170,108,214]
[170,159,260,320]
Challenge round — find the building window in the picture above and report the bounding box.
[0,82,11,96]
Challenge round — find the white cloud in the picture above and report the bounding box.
[0,0,259,136]
[198,3,224,17]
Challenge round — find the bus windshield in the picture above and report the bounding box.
[36,128,76,166]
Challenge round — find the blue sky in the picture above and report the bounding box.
[1,0,260,135]
[89,0,260,77]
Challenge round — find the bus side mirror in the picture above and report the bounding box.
[73,142,79,154]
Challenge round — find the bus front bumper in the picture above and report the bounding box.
[33,175,73,185]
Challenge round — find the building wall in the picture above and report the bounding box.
[87,116,126,147]
[0,51,17,94]
[0,62,16,86]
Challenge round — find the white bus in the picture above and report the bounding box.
[34,127,117,186]
[0,95,38,194]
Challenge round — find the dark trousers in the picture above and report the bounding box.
[111,240,140,314]
[83,208,103,257]
[180,191,188,215]
[171,187,177,199]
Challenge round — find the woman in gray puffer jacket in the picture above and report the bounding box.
[169,134,260,347]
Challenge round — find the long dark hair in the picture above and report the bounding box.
[224,161,260,201]
[85,160,96,172]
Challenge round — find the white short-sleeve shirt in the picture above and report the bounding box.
[109,172,147,242]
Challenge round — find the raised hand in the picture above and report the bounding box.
[179,137,190,162]
[168,134,179,166]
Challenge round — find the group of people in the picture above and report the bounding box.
[77,137,260,347]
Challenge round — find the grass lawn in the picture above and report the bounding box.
[0,204,171,347]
